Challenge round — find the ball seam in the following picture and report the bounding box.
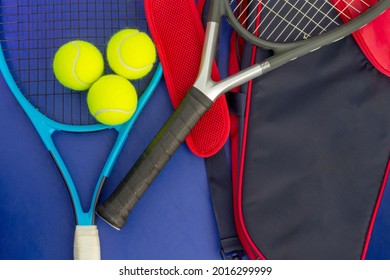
[93,108,136,117]
[72,41,90,88]
[118,32,154,71]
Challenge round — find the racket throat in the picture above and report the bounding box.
[194,21,272,101]
[193,22,220,100]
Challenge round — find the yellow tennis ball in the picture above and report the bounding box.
[53,40,104,91]
[107,29,156,80]
[87,75,138,126]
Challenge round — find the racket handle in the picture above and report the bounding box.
[97,87,213,229]
[73,225,101,260]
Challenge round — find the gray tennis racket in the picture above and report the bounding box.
[97,0,390,230]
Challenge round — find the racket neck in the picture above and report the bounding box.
[194,20,271,101]
[193,0,226,100]
[193,21,220,100]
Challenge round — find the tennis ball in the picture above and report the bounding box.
[107,29,156,80]
[87,75,138,125]
[53,40,104,91]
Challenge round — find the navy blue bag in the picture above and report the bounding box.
[231,34,390,260]
[198,0,390,260]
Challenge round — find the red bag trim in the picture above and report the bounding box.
[361,160,390,259]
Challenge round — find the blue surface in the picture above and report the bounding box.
[0,72,221,259]
[1,1,389,260]
[0,0,221,260]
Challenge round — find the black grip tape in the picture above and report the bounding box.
[97,87,213,229]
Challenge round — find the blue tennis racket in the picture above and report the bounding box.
[0,0,162,259]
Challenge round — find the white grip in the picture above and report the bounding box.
[74,225,101,260]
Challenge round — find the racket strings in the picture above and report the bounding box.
[0,0,153,125]
[231,0,373,43]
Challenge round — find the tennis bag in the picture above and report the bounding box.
[228,25,390,259]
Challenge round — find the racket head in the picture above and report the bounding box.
[0,0,161,228]
[0,0,159,132]
[223,0,390,50]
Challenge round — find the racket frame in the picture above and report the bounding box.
[196,0,390,102]
[0,36,162,256]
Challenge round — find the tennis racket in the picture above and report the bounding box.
[0,0,162,259]
[97,0,390,230]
